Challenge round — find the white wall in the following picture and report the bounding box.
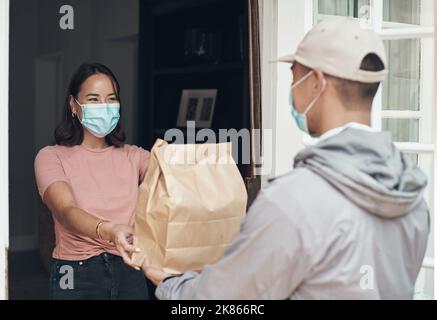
[261,0,313,179]
[0,0,10,301]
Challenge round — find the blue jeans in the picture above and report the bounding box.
[49,252,149,300]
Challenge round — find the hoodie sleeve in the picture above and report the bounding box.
[155,189,310,300]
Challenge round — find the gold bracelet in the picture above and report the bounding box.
[96,220,108,240]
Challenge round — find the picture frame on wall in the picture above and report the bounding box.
[177,89,218,128]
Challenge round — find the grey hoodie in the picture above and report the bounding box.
[294,128,428,220]
[156,128,430,300]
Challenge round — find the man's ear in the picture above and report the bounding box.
[312,68,326,91]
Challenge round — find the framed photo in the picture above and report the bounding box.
[177,89,218,128]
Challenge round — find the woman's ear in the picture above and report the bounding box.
[69,95,76,115]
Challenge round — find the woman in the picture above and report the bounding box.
[34,62,150,300]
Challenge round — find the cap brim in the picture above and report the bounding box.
[270,53,296,64]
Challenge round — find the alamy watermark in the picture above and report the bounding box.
[162,121,273,176]
[359,265,375,291]
[59,265,74,290]
[59,5,74,30]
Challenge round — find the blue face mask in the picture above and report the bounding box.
[75,98,121,138]
[289,71,325,135]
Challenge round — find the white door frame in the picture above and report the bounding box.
[434,1,437,299]
[260,0,313,180]
[0,0,10,300]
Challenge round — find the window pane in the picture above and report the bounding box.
[382,119,419,143]
[383,0,434,27]
[404,153,419,166]
[317,0,355,17]
[382,39,421,111]
[315,0,370,21]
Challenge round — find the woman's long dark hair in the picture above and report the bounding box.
[55,62,126,147]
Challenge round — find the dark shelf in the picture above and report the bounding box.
[154,62,243,76]
[153,127,218,134]
[139,0,249,152]
[139,0,260,204]
[152,127,238,145]
[151,0,220,17]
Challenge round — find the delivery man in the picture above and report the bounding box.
[142,17,430,300]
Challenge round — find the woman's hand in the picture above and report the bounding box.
[101,222,141,269]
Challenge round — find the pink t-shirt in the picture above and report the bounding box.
[34,144,150,261]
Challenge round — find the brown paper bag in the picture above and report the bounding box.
[132,139,248,274]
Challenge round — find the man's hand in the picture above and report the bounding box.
[142,257,171,286]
